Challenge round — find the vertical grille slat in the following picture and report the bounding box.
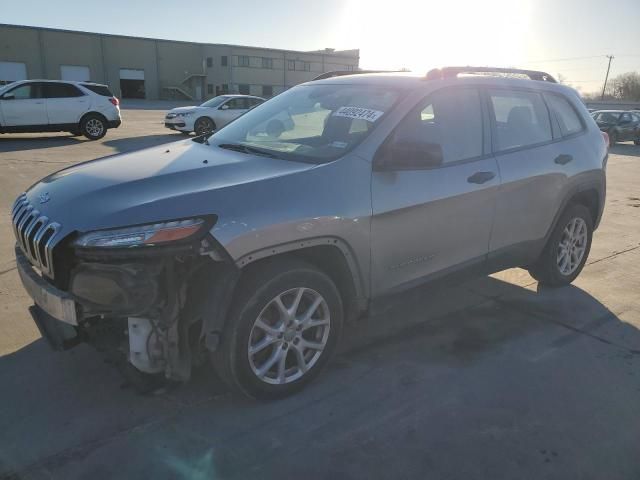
[10,193,61,278]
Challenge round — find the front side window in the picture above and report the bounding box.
[5,83,36,99]
[489,89,552,151]
[210,83,402,163]
[545,93,583,137]
[386,88,483,167]
[224,98,249,110]
[620,113,632,123]
[44,83,84,98]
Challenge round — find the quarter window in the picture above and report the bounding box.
[545,94,583,136]
[489,89,552,151]
[389,88,483,166]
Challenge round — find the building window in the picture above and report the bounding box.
[221,56,228,67]
[262,85,273,97]
[206,57,213,68]
[207,83,213,94]
[238,56,250,67]
[347,65,355,71]
[238,84,250,95]
[262,57,273,69]
[221,84,229,94]
[303,62,311,72]
[288,60,295,71]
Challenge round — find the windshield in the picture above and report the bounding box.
[209,84,402,163]
[200,96,228,108]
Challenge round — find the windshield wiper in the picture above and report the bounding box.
[218,143,278,158]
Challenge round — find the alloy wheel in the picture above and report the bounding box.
[556,217,588,276]
[247,287,331,385]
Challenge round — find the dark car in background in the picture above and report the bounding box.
[592,110,640,145]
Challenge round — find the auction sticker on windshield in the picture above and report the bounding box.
[333,106,384,122]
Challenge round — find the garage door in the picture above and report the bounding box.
[60,65,90,82]
[0,61,27,84]
[119,69,145,80]
[119,68,145,99]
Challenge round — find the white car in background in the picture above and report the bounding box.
[164,94,265,136]
[0,80,121,140]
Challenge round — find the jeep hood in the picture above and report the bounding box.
[24,139,316,238]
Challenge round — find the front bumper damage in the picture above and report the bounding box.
[15,236,240,383]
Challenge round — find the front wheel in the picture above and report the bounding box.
[80,114,107,140]
[212,259,343,400]
[194,117,215,136]
[528,204,593,287]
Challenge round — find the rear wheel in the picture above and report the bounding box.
[194,117,215,136]
[528,204,593,286]
[80,114,107,140]
[212,259,343,400]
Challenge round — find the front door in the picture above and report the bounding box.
[217,97,249,127]
[0,82,47,126]
[370,87,499,295]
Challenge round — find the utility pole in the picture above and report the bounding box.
[601,55,614,100]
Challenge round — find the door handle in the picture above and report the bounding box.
[34,101,44,105]
[467,171,496,184]
[554,154,573,165]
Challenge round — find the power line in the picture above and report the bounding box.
[523,54,608,64]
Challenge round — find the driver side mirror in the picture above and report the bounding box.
[220,104,230,110]
[373,141,443,171]
[1,94,15,101]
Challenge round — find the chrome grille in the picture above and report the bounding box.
[11,193,61,278]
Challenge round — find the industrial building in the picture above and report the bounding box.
[0,24,360,101]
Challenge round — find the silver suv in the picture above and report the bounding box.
[12,67,607,399]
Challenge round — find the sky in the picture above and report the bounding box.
[2,0,639,94]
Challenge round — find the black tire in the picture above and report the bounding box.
[609,130,617,145]
[180,131,191,136]
[528,204,593,287]
[194,117,215,136]
[212,258,343,400]
[80,113,107,140]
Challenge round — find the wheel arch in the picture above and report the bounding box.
[195,116,216,129]
[79,111,108,126]
[235,238,368,323]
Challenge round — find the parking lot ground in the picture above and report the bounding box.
[0,110,639,479]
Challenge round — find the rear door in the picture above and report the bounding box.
[487,88,570,258]
[43,82,89,125]
[0,82,47,126]
[617,112,635,141]
[370,86,499,295]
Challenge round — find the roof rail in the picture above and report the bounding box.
[425,66,557,83]
[312,69,403,81]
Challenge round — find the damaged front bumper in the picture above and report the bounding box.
[15,236,240,383]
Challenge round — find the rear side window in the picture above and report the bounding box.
[545,93,583,136]
[489,89,552,151]
[391,87,483,165]
[81,84,113,97]
[44,83,84,98]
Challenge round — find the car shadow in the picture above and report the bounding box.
[102,133,186,153]
[609,142,640,157]
[0,135,86,153]
[1,274,639,478]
